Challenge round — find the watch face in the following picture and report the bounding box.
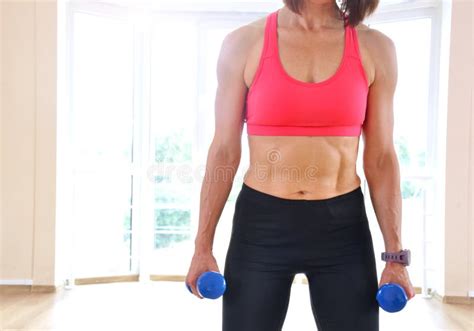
[404,249,411,265]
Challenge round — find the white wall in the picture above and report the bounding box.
[0,0,3,277]
[0,0,57,286]
[444,0,474,298]
[471,0,474,298]
[470,0,474,296]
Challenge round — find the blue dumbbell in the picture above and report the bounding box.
[376,283,408,312]
[185,271,227,299]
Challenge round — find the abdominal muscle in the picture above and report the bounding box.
[242,135,363,200]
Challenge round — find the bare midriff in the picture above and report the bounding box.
[243,135,362,200]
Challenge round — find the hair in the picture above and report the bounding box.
[282,0,379,27]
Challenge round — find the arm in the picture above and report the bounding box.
[361,28,415,300]
[363,30,415,300]
[194,27,249,255]
[361,30,402,256]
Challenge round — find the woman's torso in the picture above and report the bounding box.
[243,135,362,199]
[241,7,371,200]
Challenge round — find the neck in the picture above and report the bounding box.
[283,2,342,30]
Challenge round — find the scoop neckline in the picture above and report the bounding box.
[274,8,349,87]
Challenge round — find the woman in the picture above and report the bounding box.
[186,0,416,330]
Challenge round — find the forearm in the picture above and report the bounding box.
[194,145,240,255]
[364,153,403,253]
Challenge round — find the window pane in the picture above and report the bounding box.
[71,13,135,277]
[72,15,134,165]
[150,17,198,275]
[73,173,133,276]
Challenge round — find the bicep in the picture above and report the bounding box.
[362,31,398,169]
[211,29,249,157]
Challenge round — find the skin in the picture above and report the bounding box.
[186,0,415,301]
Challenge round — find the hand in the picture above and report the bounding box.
[378,262,416,300]
[185,251,221,299]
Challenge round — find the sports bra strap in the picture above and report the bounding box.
[345,23,363,60]
[261,10,278,59]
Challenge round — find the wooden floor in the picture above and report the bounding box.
[1,281,473,331]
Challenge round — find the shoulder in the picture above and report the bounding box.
[225,14,267,42]
[354,23,397,84]
[217,15,267,77]
[360,24,395,56]
[220,15,267,61]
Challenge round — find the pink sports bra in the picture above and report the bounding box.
[244,8,369,136]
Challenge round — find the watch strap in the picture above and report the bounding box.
[381,249,410,266]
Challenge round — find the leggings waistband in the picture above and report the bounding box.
[240,182,363,206]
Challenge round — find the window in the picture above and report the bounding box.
[149,16,198,274]
[67,1,444,293]
[70,11,136,277]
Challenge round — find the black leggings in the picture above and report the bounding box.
[222,182,379,331]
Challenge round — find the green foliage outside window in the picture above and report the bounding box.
[154,209,191,249]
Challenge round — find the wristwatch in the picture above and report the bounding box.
[381,249,411,266]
